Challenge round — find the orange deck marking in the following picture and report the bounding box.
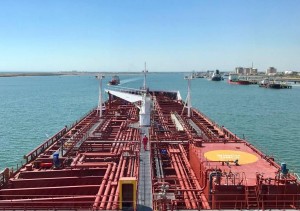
[204,150,258,164]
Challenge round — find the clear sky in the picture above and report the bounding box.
[0,0,299,72]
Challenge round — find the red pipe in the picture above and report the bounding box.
[112,157,127,210]
[99,162,117,209]
[126,158,132,177]
[93,163,112,209]
[112,124,123,154]
[79,155,85,162]
[70,154,81,166]
[170,152,191,209]
[107,156,126,210]
[174,153,197,209]
[81,152,117,157]
[178,154,203,207]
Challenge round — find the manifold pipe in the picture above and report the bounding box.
[125,127,131,140]
[116,142,123,155]
[71,162,111,168]
[93,163,113,209]
[134,130,140,150]
[80,152,118,157]
[130,156,135,179]
[154,147,163,179]
[170,152,191,209]
[178,145,210,209]
[158,146,165,179]
[112,157,127,210]
[178,145,202,191]
[175,152,198,208]
[99,162,117,209]
[174,153,197,209]
[106,156,125,210]
[133,147,139,178]
[126,156,133,177]
[112,122,125,154]
[129,127,133,140]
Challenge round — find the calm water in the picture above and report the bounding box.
[0,73,299,175]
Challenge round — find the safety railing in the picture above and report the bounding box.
[0,192,299,210]
[0,168,11,188]
[67,107,96,130]
[0,194,133,210]
[24,127,67,164]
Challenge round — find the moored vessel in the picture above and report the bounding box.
[259,79,292,89]
[211,69,222,81]
[228,73,239,84]
[228,73,251,85]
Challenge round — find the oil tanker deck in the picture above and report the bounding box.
[0,75,299,210]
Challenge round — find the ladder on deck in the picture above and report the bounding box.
[245,185,259,209]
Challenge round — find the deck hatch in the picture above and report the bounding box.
[204,150,258,165]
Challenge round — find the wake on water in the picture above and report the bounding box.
[119,77,143,85]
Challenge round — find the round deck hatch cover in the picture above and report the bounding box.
[204,150,258,165]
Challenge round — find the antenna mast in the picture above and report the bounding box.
[182,74,194,117]
[97,74,105,117]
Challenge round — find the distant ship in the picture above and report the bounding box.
[108,75,120,85]
[228,73,251,85]
[211,69,222,81]
[259,79,292,89]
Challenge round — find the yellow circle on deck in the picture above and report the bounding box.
[204,150,258,165]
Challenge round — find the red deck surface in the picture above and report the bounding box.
[196,142,279,185]
[0,90,299,210]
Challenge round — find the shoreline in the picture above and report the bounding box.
[1,72,300,81]
[0,71,193,77]
[0,72,89,77]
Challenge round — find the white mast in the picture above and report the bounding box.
[140,62,151,126]
[187,76,191,117]
[182,74,194,117]
[97,74,105,117]
[143,62,148,90]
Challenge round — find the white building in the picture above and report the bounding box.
[235,67,258,75]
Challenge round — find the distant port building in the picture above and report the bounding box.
[235,67,258,75]
[266,67,277,75]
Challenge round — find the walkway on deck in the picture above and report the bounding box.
[138,127,152,211]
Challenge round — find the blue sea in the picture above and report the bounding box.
[0,73,300,175]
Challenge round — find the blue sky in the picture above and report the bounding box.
[0,0,299,72]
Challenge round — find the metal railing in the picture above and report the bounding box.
[24,127,67,164]
[0,192,299,210]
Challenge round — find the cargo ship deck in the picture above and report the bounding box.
[0,76,299,210]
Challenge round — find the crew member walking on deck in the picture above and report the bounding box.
[142,135,148,151]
